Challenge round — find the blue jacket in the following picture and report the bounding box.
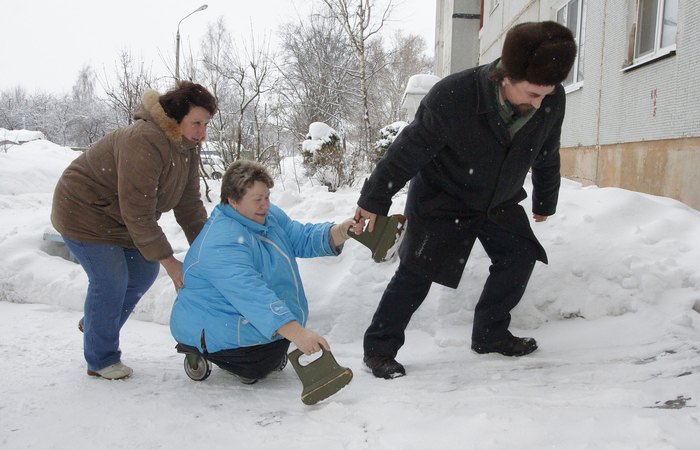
[170,203,338,353]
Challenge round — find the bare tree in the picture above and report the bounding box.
[0,87,62,145]
[199,17,237,168]
[373,30,433,125]
[200,17,278,167]
[72,65,97,102]
[101,49,160,128]
[276,11,358,141]
[0,86,30,131]
[69,65,111,147]
[321,0,394,155]
[275,9,367,189]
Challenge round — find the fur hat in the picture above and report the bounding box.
[501,21,577,86]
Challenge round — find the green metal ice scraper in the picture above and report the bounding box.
[348,213,406,263]
[289,348,353,405]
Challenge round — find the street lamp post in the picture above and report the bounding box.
[175,4,208,81]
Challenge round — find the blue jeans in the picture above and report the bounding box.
[63,237,160,371]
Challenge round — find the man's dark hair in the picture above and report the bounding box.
[159,81,218,123]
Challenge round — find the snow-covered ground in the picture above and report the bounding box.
[1,140,699,449]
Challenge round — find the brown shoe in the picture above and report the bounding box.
[363,355,405,379]
[471,336,537,357]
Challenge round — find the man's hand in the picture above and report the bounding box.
[533,214,549,223]
[354,206,377,233]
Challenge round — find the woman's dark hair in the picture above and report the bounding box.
[159,81,218,123]
[221,160,275,204]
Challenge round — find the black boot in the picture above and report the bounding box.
[471,336,537,357]
[363,355,406,379]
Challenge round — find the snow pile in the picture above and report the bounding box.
[0,128,46,145]
[403,74,441,96]
[1,140,700,449]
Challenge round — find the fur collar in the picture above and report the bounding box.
[141,90,183,145]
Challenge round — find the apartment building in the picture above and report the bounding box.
[435,0,700,209]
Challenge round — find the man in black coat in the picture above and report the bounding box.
[355,21,577,379]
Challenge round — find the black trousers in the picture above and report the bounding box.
[179,339,290,380]
[363,218,539,358]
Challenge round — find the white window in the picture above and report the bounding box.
[490,0,500,14]
[556,0,586,90]
[634,0,678,61]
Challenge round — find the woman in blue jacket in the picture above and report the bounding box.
[170,160,358,383]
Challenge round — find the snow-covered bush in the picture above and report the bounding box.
[372,121,407,164]
[301,122,358,192]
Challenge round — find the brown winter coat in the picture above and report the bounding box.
[51,90,208,261]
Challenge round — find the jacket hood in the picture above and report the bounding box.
[134,90,184,145]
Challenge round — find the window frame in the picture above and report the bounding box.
[555,0,586,93]
[632,0,678,65]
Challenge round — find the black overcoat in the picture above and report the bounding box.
[357,60,564,288]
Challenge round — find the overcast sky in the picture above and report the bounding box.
[1,0,436,94]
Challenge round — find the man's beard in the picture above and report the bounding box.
[513,103,536,116]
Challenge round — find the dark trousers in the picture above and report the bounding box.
[179,339,290,380]
[363,218,539,358]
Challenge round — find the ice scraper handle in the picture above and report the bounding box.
[354,206,377,233]
[347,213,406,263]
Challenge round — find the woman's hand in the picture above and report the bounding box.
[160,255,184,291]
[277,321,330,356]
[330,217,358,247]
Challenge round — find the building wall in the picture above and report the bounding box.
[476,0,700,210]
[435,0,482,77]
[561,138,700,210]
[434,0,454,77]
[591,1,700,146]
[480,0,543,65]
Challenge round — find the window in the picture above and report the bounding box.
[490,0,500,14]
[556,0,586,90]
[634,0,678,61]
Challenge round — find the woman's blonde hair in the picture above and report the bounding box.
[220,160,274,204]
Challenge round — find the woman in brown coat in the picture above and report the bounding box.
[51,81,217,380]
